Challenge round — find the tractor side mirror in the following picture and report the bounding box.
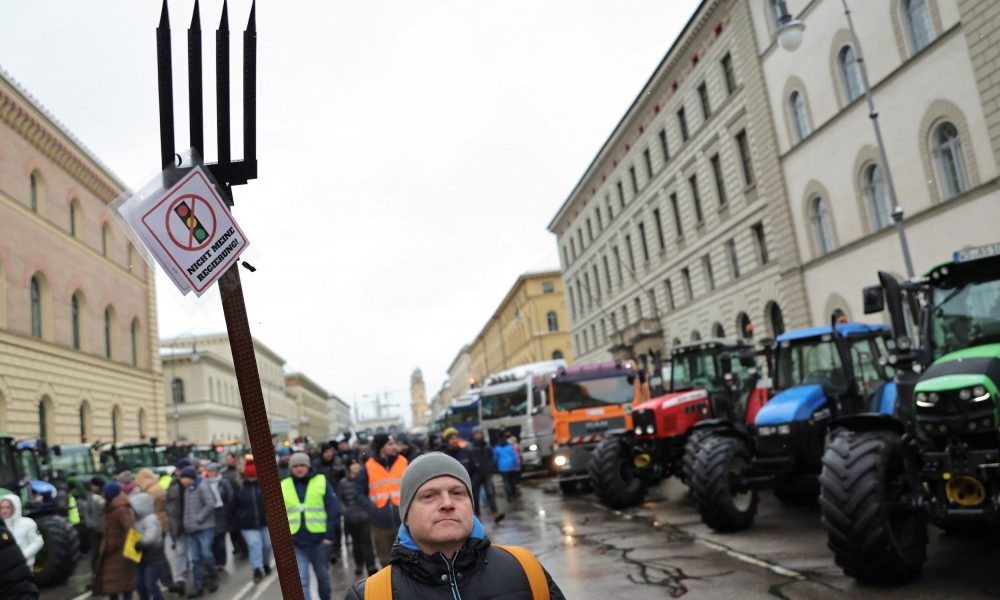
[862,285,885,314]
[52,445,62,457]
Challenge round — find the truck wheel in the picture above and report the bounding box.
[32,515,82,587]
[588,437,647,509]
[691,436,758,532]
[819,429,927,583]
[773,475,819,506]
[681,429,711,484]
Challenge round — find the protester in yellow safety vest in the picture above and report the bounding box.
[67,494,80,525]
[344,452,565,600]
[281,452,340,600]
[357,433,408,567]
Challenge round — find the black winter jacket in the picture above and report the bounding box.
[344,521,564,600]
[233,480,267,530]
[469,440,495,476]
[336,476,370,525]
[444,446,478,479]
[0,523,38,599]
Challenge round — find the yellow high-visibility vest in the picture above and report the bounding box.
[67,494,80,525]
[281,474,328,534]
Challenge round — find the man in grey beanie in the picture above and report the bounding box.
[344,452,564,599]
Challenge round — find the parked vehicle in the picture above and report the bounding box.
[100,440,168,476]
[820,243,1000,583]
[690,322,896,532]
[448,393,481,441]
[479,360,566,470]
[588,340,769,509]
[549,361,649,494]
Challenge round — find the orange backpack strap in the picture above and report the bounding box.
[363,565,392,600]
[495,545,550,600]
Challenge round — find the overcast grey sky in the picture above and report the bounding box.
[0,0,700,418]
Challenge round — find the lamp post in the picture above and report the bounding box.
[776,0,916,279]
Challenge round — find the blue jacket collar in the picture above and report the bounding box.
[397,516,485,552]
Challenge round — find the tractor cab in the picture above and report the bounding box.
[13,440,60,512]
[101,440,167,476]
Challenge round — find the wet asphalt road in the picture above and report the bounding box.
[41,474,1000,599]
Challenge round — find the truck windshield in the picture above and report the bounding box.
[481,390,527,419]
[451,407,479,425]
[931,277,1000,357]
[552,376,634,411]
[671,351,722,392]
[776,337,846,392]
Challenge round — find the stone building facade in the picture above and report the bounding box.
[286,372,332,443]
[0,68,164,444]
[548,0,809,370]
[328,393,351,439]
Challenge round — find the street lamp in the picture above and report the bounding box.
[776,0,915,278]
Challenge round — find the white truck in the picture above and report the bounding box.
[478,359,567,471]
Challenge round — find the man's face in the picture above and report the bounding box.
[0,500,13,519]
[225,454,236,466]
[206,470,218,479]
[322,448,335,461]
[180,476,195,487]
[291,463,310,478]
[405,476,473,553]
[338,441,349,452]
[348,462,361,477]
[380,440,398,459]
[446,435,461,449]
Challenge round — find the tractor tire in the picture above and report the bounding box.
[681,428,711,484]
[691,436,758,532]
[588,437,647,509]
[32,514,82,587]
[819,429,927,583]
[773,475,820,506]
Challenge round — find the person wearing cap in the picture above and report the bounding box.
[180,466,219,597]
[344,452,565,600]
[233,460,272,584]
[282,451,341,600]
[356,433,408,567]
[92,482,137,599]
[165,460,192,596]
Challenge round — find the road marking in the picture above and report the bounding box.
[229,580,256,600]
[696,538,807,580]
[250,574,279,600]
[70,592,92,600]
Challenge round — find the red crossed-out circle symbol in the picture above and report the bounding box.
[166,194,217,252]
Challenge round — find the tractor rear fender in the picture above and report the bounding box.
[828,412,904,436]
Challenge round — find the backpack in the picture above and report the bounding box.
[363,544,549,600]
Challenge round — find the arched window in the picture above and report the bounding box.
[838,45,863,103]
[903,0,934,53]
[29,171,40,212]
[171,378,185,403]
[547,311,559,332]
[30,276,43,338]
[738,312,753,339]
[864,164,891,230]
[39,399,49,440]
[712,322,725,338]
[789,91,810,141]
[131,318,141,367]
[933,122,968,199]
[810,196,836,255]
[104,306,115,359]
[691,330,702,342]
[71,293,82,350]
[768,302,786,337]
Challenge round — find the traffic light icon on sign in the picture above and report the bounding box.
[173,201,209,244]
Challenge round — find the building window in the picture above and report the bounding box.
[904,0,934,54]
[600,319,607,342]
[576,280,585,314]
[738,312,753,339]
[583,330,589,352]
[71,293,82,350]
[689,175,704,225]
[586,219,594,242]
[653,208,666,250]
[712,322,726,338]
[691,330,702,342]
[721,53,737,94]
[570,238,577,261]
[131,319,140,367]
[552,350,564,360]
[710,154,726,206]
[634,297,643,320]
[736,130,754,185]
[547,311,559,332]
[625,235,636,272]
[29,172,40,212]
[698,82,711,119]
[102,223,111,257]
[810,196,836,255]
[643,148,653,178]
[577,229,585,252]
[39,400,47,440]
[664,279,675,310]
[617,181,625,207]
[607,195,614,221]
[703,254,715,291]
[562,246,569,267]
[104,306,115,359]
[603,255,612,293]
[790,91,810,141]
[596,207,603,231]
[584,272,593,308]
[79,403,88,442]
[864,164,891,230]
[677,107,689,142]
[659,128,670,162]
[542,281,555,293]
[933,121,969,199]
[638,223,650,262]
[613,246,623,283]
[681,267,693,301]
[670,193,683,238]
[172,378,185,403]
[622,304,629,325]
[30,276,43,339]
[727,238,740,279]
[752,222,769,265]
[768,301,786,337]
[70,199,80,237]
[839,45,863,103]
[592,265,601,300]
[629,165,639,194]
[568,288,577,320]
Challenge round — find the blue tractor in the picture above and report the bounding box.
[689,322,897,531]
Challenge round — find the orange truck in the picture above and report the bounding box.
[548,361,649,494]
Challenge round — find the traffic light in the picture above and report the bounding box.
[173,201,209,244]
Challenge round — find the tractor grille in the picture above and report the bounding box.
[633,409,656,435]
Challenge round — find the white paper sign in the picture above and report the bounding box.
[126,167,249,296]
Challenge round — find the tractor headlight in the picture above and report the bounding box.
[916,392,938,408]
[777,424,792,435]
[972,385,990,402]
[528,444,538,452]
[635,427,643,435]
[959,388,972,400]
[553,455,569,467]
[757,426,776,436]
[645,424,655,435]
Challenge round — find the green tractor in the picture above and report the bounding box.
[819,242,1000,582]
[100,439,170,477]
[0,435,81,587]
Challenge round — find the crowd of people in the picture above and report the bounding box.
[0,427,555,600]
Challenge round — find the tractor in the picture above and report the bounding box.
[690,321,897,532]
[819,243,1000,583]
[0,435,81,587]
[588,339,768,509]
[100,439,169,477]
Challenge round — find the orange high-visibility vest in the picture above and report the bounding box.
[366,455,408,508]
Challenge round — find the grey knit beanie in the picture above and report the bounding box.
[289,452,311,469]
[399,452,473,523]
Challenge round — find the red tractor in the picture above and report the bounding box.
[588,339,769,509]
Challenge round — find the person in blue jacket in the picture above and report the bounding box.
[282,452,341,600]
[492,432,521,502]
